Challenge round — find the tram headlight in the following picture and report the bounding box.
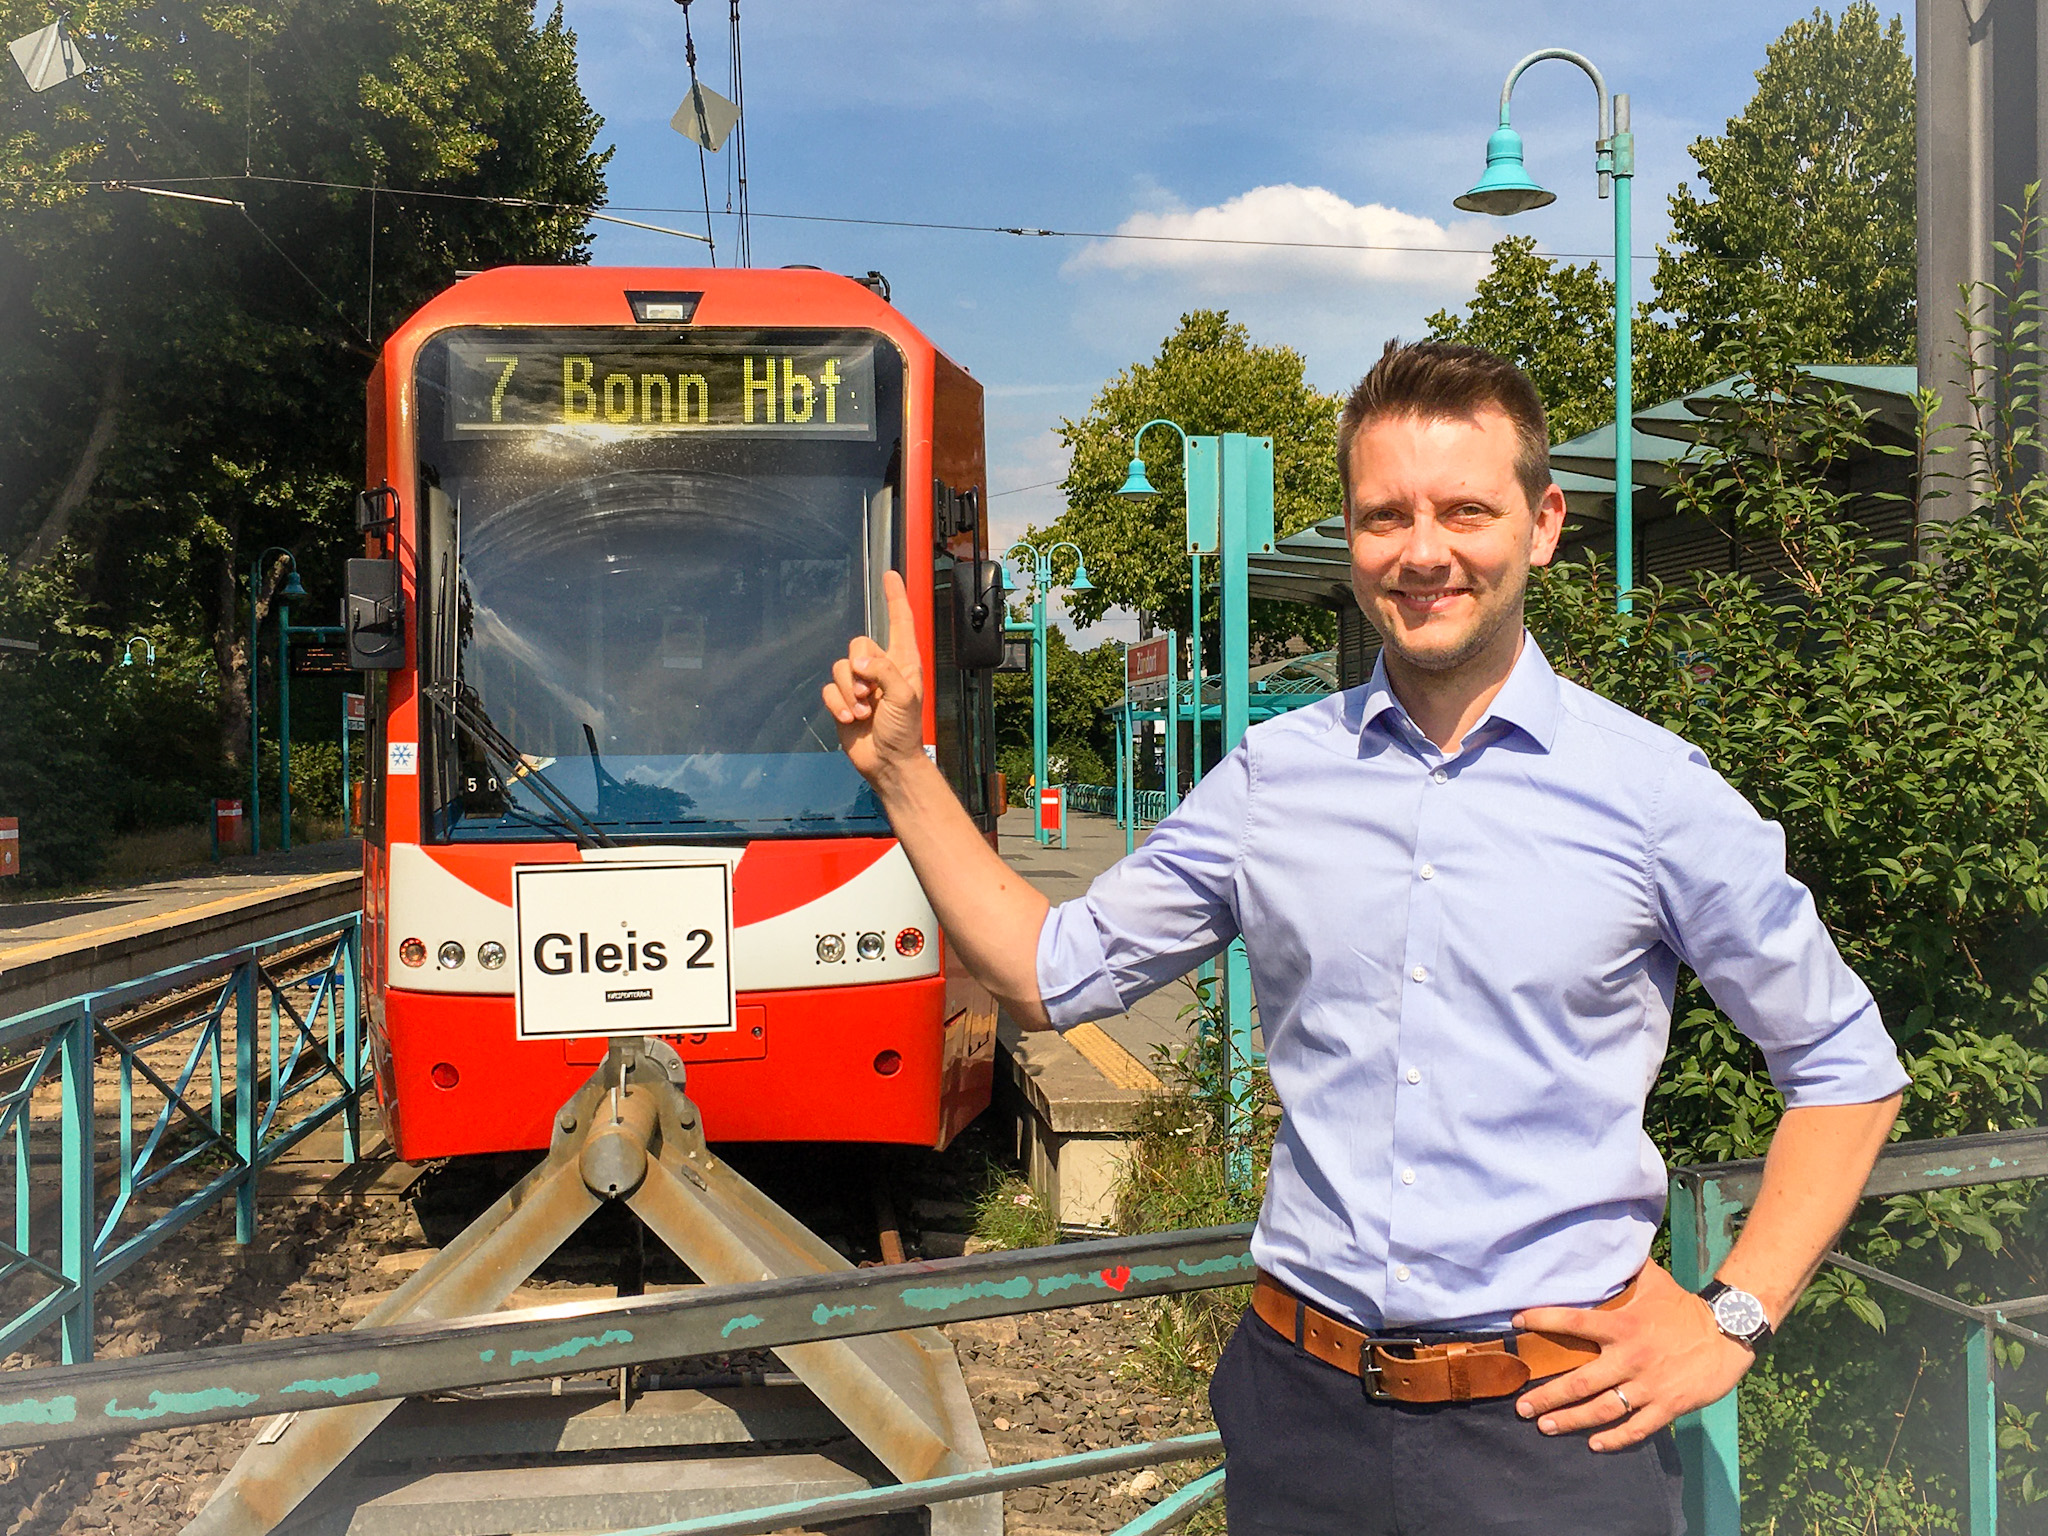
[438,940,466,969]
[477,941,507,970]
[856,931,886,961]
[399,937,427,968]
[816,934,845,964]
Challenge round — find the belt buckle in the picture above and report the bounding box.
[1359,1337,1427,1401]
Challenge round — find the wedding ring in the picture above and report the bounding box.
[1612,1386,1632,1414]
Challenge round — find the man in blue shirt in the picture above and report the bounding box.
[824,341,1905,1532]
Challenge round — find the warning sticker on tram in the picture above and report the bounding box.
[444,334,878,439]
[512,862,735,1039]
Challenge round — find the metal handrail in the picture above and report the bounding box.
[1669,1126,2048,1536]
[0,913,367,1364]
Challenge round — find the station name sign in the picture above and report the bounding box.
[444,335,877,440]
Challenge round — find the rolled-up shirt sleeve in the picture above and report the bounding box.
[1036,743,1250,1031]
[1652,747,1910,1106]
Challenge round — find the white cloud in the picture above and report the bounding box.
[1065,183,1498,293]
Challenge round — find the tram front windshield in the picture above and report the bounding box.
[413,327,903,842]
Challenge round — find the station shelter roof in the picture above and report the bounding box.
[1247,362,1922,619]
[1115,650,1339,722]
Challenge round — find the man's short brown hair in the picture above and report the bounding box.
[1337,340,1553,510]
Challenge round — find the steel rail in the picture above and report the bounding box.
[590,1434,1224,1536]
[0,1225,1254,1448]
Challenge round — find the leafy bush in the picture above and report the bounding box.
[1528,309,2048,1530]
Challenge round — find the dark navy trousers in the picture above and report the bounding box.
[1208,1309,1688,1535]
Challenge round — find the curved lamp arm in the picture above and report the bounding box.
[1001,540,1042,586]
[1499,48,1615,194]
[1133,418,1188,459]
[251,546,298,611]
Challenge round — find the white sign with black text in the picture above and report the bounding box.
[512,861,735,1040]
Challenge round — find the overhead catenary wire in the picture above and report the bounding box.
[676,0,718,263]
[64,172,1670,265]
[728,0,750,266]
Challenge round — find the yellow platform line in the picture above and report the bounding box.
[1064,1022,1164,1093]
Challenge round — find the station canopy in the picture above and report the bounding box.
[1247,363,1922,687]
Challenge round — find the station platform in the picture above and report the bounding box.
[0,840,364,1017]
[993,807,1204,1230]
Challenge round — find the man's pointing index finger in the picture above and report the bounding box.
[883,569,920,667]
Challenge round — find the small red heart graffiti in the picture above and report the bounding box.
[1100,1265,1132,1292]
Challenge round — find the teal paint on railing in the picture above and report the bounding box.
[280,1373,380,1399]
[898,1275,1035,1311]
[0,1395,75,1428]
[719,1314,762,1339]
[0,914,368,1363]
[508,1329,634,1368]
[104,1387,260,1420]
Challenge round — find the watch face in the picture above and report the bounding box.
[1712,1287,1768,1338]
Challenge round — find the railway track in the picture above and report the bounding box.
[1,889,1225,1536]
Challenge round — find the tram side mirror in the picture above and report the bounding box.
[953,560,1005,671]
[344,558,406,670]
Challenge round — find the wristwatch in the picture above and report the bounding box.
[1698,1279,1774,1353]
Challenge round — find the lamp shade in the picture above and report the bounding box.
[1070,559,1095,592]
[279,568,309,602]
[1115,457,1157,498]
[1453,125,1556,216]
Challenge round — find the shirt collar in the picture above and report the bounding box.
[1357,632,1561,754]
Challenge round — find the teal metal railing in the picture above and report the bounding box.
[1066,784,1170,825]
[0,913,367,1364]
[1668,1127,2048,1536]
[1066,783,1115,816]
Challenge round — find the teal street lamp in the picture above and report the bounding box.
[1118,419,1205,782]
[1002,539,1093,846]
[1456,48,1635,613]
[120,636,156,668]
[249,550,347,855]
[1118,417,1279,1190]
[248,548,300,856]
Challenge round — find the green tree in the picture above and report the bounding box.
[1654,2,1917,377]
[0,0,607,776]
[1430,4,1916,437]
[1034,311,1341,654]
[1425,236,1698,441]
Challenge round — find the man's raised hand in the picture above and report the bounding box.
[824,570,926,783]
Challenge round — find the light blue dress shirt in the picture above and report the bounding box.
[1037,636,1908,1332]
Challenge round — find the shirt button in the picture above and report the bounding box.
[1406,1067,1422,1085]
[1419,863,1435,880]
[1431,769,1448,785]
[1395,1265,1412,1283]
[1401,1168,1415,1185]
[1409,965,1428,983]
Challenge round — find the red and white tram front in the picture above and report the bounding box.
[364,286,996,1163]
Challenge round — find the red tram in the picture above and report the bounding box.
[347,267,1004,1162]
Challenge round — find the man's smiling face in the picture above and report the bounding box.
[1345,408,1566,675]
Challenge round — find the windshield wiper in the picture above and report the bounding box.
[420,684,616,849]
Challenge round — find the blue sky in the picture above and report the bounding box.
[558,0,1908,639]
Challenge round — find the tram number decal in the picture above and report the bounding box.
[512,861,736,1039]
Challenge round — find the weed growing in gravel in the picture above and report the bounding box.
[969,1160,1061,1251]
[1113,975,1275,1398]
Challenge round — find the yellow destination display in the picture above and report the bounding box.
[443,334,878,439]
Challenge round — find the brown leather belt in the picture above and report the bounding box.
[1252,1269,1634,1404]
